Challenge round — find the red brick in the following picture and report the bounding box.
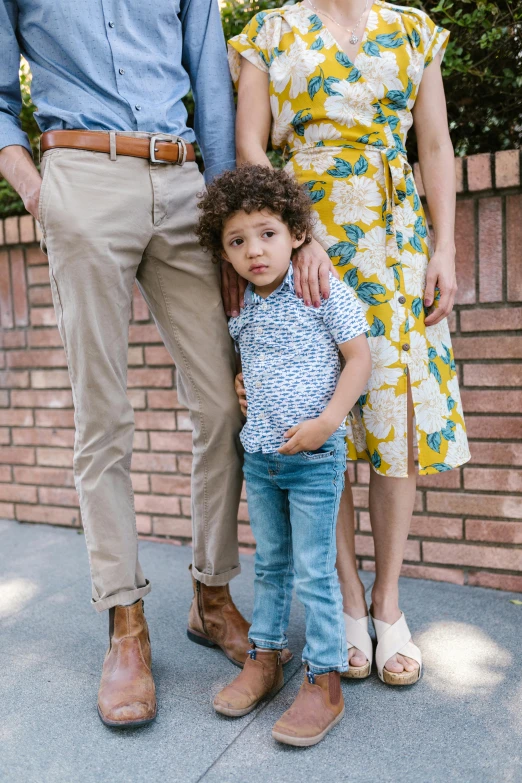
[177,456,193,474]
[35,409,75,428]
[460,307,522,332]
[454,199,476,305]
[470,441,522,466]
[455,157,464,193]
[461,390,522,414]
[150,474,191,495]
[507,194,522,302]
[238,523,256,546]
[136,514,152,534]
[417,469,461,488]
[152,516,191,538]
[10,248,28,326]
[0,446,35,465]
[31,370,70,389]
[127,368,172,388]
[131,452,176,473]
[27,266,50,285]
[238,501,250,522]
[128,324,162,344]
[26,247,48,266]
[147,390,184,409]
[36,447,73,467]
[465,519,522,544]
[150,431,192,452]
[426,492,522,520]
[356,462,370,484]
[0,391,7,407]
[176,412,192,431]
[131,473,150,493]
[468,571,522,593]
[29,287,54,306]
[0,465,12,482]
[408,515,463,539]
[0,330,26,348]
[423,541,522,571]
[16,503,80,526]
[352,486,369,508]
[466,416,522,441]
[12,390,73,408]
[133,432,148,450]
[464,467,522,493]
[0,483,37,503]
[134,494,181,515]
[0,251,13,328]
[478,198,503,302]
[399,564,465,585]
[7,349,67,369]
[144,346,174,366]
[0,502,15,518]
[14,466,75,487]
[0,427,10,445]
[127,390,146,410]
[454,336,522,360]
[0,409,33,426]
[4,216,19,244]
[0,371,29,388]
[13,428,75,447]
[181,497,192,517]
[134,411,176,431]
[495,149,520,188]
[28,328,63,348]
[125,347,142,367]
[355,534,420,561]
[31,308,57,327]
[19,215,35,243]
[38,486,79,507]
[132,285,150,322]
[0,353,5,370]
[463,364,522,387]
[467,153,492,191]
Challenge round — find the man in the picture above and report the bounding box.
[0,0,251,727]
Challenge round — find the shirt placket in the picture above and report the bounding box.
[100,0,143,129]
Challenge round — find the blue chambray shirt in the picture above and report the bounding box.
[0,0,235,181]
[229,266,369,454]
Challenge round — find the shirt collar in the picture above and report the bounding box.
[244,263,294,306]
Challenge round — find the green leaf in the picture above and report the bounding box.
[376,32,404,48]
[428,462,452,472]
[409,234,423,252]
[427,431,442,453]
[335,52,353,69]
[371,450,382,469]
[308,74,322,100]
[309,13,323,32]
[429,360,442,384]
[357,282,386,306]
[363,40,380,57]
[327,242,357,265]
[326,158,353,177]
[353,155,369,175]
[323,76,341,96]
[344,267,358,290]
[412,297,423,318]
[342,223,364,243]
[311,37,324,51]
[370,316,385,337]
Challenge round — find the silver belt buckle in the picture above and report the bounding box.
[149,133,187,165]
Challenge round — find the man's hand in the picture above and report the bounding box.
[424,249,457,326]
[292,237,339,307]
[235,372,247,416]
[278,417,336,455]
[221,259,248,317]
[0,146,42,221]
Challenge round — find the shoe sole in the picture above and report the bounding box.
[381,667,422,686]
[97,705,157,728]
[213,679,285,718]
[187,628,294,668]
[341,661,371,679]
[272,706,345,747]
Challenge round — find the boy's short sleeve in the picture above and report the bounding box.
[228,12,278,88]
[321,276,369,344]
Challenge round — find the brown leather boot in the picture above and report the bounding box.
[213,649,283,717]
[272,669,344,747]
[97,600,157,728]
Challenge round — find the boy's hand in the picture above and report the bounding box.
[235,372,247,416]
[278,417,336,455]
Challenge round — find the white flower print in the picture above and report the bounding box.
[367,335,402,390]
[366,9,380,32]
[353,51,403,99]
[404,330,428,383]
[413,375,448,434]
[255,14,283,53]
[293,123,342,173]
[396,109,413,135]
[365,149,386,188]
[312,214,339,251]
[381,7,402,25]
[447,376,464,419]
[364,388,407,440]
[270,97,295,149]
[270,37,325,98]
[444,423,471,467]
[407,50,425,87]
[390,293,406,343]
[425,318,451,355]
[354,226,396,291]
[331,176,382,225]
[379,437,408,477]
[282,5,313,36]
[228,48,242,83]
[350,406,368,452]
[324,81,376,128]
[402,250,428,297]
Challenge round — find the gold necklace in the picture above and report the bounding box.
[305,0,369,45]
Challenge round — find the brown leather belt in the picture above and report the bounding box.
[40,130,195,165]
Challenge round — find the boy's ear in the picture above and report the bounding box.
[291,233,307,251]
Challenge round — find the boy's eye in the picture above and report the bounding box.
[263,231,276,238]
[230,238,243,247]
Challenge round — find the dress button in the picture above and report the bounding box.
[119,68,125,75]
[108,21,115,28]
[135,105,141,111]
[402,343,410,352]
[398,295,406,304]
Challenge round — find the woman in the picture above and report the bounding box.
[226,0,470,685]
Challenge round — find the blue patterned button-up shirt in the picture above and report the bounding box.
[229,267,369,454]
[0,0,235,181]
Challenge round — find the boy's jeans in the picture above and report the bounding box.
[244,434,348,675]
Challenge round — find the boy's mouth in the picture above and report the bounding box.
[249,263,268,274]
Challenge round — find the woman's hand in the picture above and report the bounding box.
[235,372,247,417]
[292,238,339,307]
[221,260,248,317]
[424,248,457,326]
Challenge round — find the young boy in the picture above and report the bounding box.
[196,166,371,747]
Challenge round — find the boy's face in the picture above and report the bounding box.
[222,209,305,297]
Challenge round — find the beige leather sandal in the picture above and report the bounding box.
[371,611,422,686]
[341,613,373,679]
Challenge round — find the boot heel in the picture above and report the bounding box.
[187,628,216,648]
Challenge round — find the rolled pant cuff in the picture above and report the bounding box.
[249,637,287,651]
[191,563,241,586]
[91,580,151,613]
[306,662,349,675]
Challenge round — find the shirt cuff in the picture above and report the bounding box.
[203,158,236,184]
[0,125,33,156]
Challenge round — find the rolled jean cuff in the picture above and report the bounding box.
[91,580,151,613]
[191,562,241,586]
[249,637,287,651]
[306,661,348,675]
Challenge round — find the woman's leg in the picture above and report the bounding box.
[369,383,418,674]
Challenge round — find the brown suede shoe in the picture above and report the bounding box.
[187,566,293,668]
[272,670,344,747]
[213,649,283,717]
[97,600,157,728]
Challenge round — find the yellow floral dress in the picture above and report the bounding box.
[228,0,470,477]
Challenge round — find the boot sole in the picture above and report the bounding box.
[272,706,345,747]
[97,705,157,728]
[187,628,294,669]
[213,679,285,718]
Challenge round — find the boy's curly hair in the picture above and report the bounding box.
[196,165,314,263]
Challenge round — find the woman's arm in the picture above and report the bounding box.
[413,55,457,326]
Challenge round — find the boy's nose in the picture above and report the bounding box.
[246,243,263,258]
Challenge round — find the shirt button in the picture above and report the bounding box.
[135,105,141,111]
[255,381,262,389]
[260,353,266,361]
[398,295,406,304]
[119,68,125,75]
[256,327,263,335]
[108,21,115,28]
[402,343,410,352]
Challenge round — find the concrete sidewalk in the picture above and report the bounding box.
[0,518,520,783]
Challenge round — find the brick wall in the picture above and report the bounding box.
[0,149,521,591]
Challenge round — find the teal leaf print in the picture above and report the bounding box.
[413,194,420,211]
[387,115,400,131]
[323,76,341,96]
[385,213,394,235]
[347,67,361,83]
[396,189,406,202]
[409,234,423,252]
[343,223,364,243]
[406,178,415,196]
[335,52,353,68]
[357,282,387,306]
[441,345,451,365]
[412,297,423,318]
[353,156,369,175]
[427,431,442,453]
[358,393,368,406]
[309,14,323,32]
[327,158,353,177]
[392,134,406,154]
[344,267,359,289]
[411,28,421,48]
[308,187,325,203]
[255,11,267,26]
[386,89,408,111]
[450,358,456,372]
[447,397,456,412]
[393,265,400,284]
[429,360,442,384]
[396,231,404,250]
[385,147,398,161]
[428,347,437,360]
[376,32,404,48]
[363,40,380,57]
[308,74,323,100]
[428,462,452,472]
[404,318,410,333]
[356,133,377,144]
[311,37,324,51]
[370,316,385,337]
[327,242,357,265]
[291,109,312,137]
[414,216,427,237]
[441,423,456,442]
[371,450,382,470]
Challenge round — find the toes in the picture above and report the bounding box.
[384,655,404,674]
[349,648,368,668]
[398,654,419,673]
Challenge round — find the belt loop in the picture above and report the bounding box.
[109,131,117,161]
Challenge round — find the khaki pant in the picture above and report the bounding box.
[39,134,243,611]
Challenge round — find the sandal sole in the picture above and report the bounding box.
[341,661,371,679]
[381,667,422,686]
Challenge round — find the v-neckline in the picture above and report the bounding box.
[298,0,378,64]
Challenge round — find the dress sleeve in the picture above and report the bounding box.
[419,12,450,69]
[321,276,369,345]
[227,13,272,89]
